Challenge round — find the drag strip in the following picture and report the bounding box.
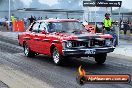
[0,40,22,53]
[0,35,19,46]
[0,34,132,88]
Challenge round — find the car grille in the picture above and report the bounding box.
[72,41,89,48]
[90,39,105,47]
[71,39,105,48]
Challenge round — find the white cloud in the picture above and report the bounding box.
[19,0,58,7]
[110,0,132,9]
[38,0,58,6]
[17,0,132,10]
[20,0,32,7]
[122,0,132,9]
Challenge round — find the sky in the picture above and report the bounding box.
[19,0,58,7]
[110,0,132,10]
[38,0,58,6]
[19,0,132,10]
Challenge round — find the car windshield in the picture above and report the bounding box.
[47,21,87,33]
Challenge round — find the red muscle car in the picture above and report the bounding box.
[18,19,115,65]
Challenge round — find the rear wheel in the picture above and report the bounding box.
[52,47,63,65]
[95,53,107,64]
[23,43,36,57]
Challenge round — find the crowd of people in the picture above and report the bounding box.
[0,16,9,31]
[0,14,50,31]
[0,14,132,35]
[10,14,49,27]
[120,20,132,34]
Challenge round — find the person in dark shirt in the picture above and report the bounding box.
[123,22,129,35]
[28,15,35,25]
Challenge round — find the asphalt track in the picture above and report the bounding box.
[0,34,132,88]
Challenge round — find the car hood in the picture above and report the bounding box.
[50,32,113,41]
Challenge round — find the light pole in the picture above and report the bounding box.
[9,0,11,21]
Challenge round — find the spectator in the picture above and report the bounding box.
[40,17,43,20]
[103,13,112,34]
[34,16,36,21]
[28,15,35,25]
[38,17,41,20]
[45,16,48,20]
[121,21,124,30]
[123,22,129,35]
[5,16,8,21]
[11,14,16,22]
[130,22,132,34]
[127,22,131,34]
[23,17,28,28]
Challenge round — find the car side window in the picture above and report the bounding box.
[32,22,40,32]
[47,22,56,32]
[39,22,47,32]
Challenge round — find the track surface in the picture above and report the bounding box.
[0,34,132,88]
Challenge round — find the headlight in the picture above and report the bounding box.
[62,41,66,49]
[105,39,112,46]
[66,41,72,48]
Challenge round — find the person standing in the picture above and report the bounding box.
[103,13,118,47]
[11,14,15,22]
[10,14,16,31]
[28,15,35,25]
[123,21,129,35]
[103,13,112,34]
[130,22,132,34]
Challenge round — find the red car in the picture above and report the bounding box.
[18,19,115,65]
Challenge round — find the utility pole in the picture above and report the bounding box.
[9,0,11,21]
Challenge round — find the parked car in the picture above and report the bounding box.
[18,19,115,65]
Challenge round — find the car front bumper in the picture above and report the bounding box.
[62,47,115,57]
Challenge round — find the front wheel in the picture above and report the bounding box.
[52,47,63,65]
[23,43,36,57]
[94,53,107,64]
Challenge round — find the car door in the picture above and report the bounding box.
[30,22,40,52]
[37,22,50,54]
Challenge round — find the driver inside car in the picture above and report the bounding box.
[48,22,56,32]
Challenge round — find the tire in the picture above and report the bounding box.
[23,43,36,57]
[95,53,107,64]
[52,47,63,65]
[18,41,21,46]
